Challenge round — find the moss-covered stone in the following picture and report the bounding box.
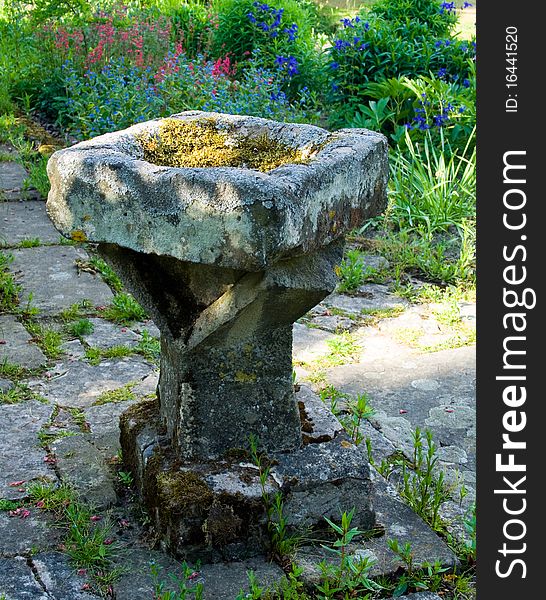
[157,470,213,513]
[138,118,311,172]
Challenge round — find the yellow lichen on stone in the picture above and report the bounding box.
[70,230,87,242]
[234,371,257,383]
[138,118,311,172]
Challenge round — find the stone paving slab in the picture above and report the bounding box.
[292,322,335,363]
[0,401,54,500]
[82,317,142,350]
[0,161,27,192]
[0,201,61,246]
[295,467,457,585]
[325,345,476,471]
[0,510,61,557]
[52,434,117,509]
[113,548,286,600]
[0,556,50,600]
[0,314,47,368]
[8,245,114,315]
[29,356,155,408]
[32,552,97,600]
[84,400,139,459]
[323,285,408,316]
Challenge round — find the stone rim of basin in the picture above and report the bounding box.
[46,111,388,271]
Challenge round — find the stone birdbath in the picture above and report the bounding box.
[46,111,389,560]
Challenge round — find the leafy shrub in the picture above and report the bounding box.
[369,0,458,37]
[211,0,325,94]
[327,10,475,117]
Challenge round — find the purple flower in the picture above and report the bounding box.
[463,2,473,8]
[340,18,354,28]
[330,61,339,69]
[438,67,448,79]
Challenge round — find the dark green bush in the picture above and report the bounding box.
[369,0,457,37]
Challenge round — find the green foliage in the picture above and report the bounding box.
[399,428,451,530]
[324,332,361,366]
[151,560,204,599]
[0,499,22,511]
[88,257,123,292]
[369,0,457,37]
[24,320,64,359]
[94,382,136,405]
[211,0,323,93]
[317,509,382,599]
[387,539,449,596]
[0,251,20,312]
[67,318,94,337]
[104,292,147,325]
[389,128,476,238]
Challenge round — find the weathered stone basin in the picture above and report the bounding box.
[46,111,389,560]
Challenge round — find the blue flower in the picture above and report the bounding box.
[438,67,448,79]
[330,61,339,70]
[463,2,473,8]
[463,78,470,87]
[340,18,354,28]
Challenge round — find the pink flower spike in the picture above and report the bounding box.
[8,480,25,487]
[399,409,408,414]
[81,583,91,591]
[103,538,114,545]
[77,568,87,576]
[445,408,454,413]
[188,571,200,581]
[0,339,6,344]
[90,515,102,522]
[35,500,45,509]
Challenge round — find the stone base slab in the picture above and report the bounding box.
[120,396,375,563]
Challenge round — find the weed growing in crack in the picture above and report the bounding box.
[151,561,204,599]
[248,434,303,560]
[0,250,20,311]
[317,509,382,599]
[400,428,451,530]
[67,318,94,337]
[104,293,147,325]
[387,539,449,596]
[24,320,64,359]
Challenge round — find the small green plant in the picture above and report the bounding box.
[387,538,449,596]
[0,499,22,511]
[0,381,44,404]
[248,434,302,559]
[0,250,20,311]
[104,293,147,325]
[317,509,382,599]
[399,428,451,530]
[151,560,204,599]
[67,318,94,337]
[60,300,94,322]
[26,481,74,513]
[324,332,361,366]
[338,393,374,446]
[136,329,161,363]
[15,238,41,248]
[87,256,123,292]
[24,320,64,359]
[335,249,367,293]
[85,345,133,366]
[94,383,136,405]
[118,471,133,487]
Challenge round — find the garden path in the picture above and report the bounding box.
[0,153,474,599]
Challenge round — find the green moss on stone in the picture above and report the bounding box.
[138,118,312,172]
[157,470,213,512]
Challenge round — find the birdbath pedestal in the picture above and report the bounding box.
[46,111,389,561]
